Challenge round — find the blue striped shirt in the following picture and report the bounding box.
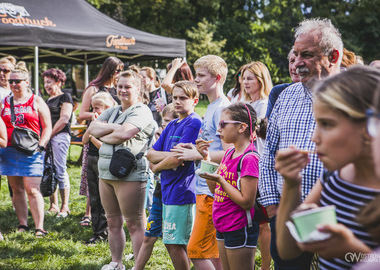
[319,170,380,269]
[258,82,323,206]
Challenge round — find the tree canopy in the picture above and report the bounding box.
[87,0,380,89]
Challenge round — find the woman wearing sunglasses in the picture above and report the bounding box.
[0,61,52,237]
[78,56,123,226]
[0,55,16,102]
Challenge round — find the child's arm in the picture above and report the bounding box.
[201,173,257,210]
[150,154,183,173]
[206,179,217,194]
[147,148,177,164]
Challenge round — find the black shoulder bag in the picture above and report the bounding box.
[108,108,153,178]
[40,142,58,197]
[10,97,40,155]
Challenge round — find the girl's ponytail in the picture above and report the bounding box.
[255,117,268,140]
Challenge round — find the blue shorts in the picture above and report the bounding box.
[145,195,163,238]
[162,203,195,245]
[0,146,44,177]
[216,221,259,249]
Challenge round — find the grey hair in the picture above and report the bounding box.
[294,18,343,65]
[287,46,294,60]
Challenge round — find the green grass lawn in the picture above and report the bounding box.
[0,141,268,270]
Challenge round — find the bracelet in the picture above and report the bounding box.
[37,145,45,152]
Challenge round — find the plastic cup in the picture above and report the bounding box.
[200,160,219,174]
[291,205,337,242]
[155,97,166,111]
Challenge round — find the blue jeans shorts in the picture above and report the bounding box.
[145,195,163,238]
[216,221,259,249]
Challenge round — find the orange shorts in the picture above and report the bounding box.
[187,194,219,259]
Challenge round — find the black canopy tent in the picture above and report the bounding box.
[0,0,186,91]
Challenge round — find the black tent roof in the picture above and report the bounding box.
[0,0,186,63]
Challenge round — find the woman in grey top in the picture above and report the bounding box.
[86,70,156,270]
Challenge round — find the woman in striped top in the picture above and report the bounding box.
[274,65,380,270]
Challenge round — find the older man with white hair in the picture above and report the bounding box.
[258,18,343,270]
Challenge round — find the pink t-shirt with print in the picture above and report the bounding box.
[212,144,259,232]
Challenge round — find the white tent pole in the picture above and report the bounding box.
[34,46,39,95]
[84,57,89,88]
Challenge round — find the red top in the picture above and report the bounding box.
[1,94,40,146]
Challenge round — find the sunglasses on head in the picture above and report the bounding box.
[9,79,26,84]
[0,68,11,74]
[218,120,244,129]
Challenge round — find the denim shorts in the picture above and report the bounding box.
[0,146,43,177]
[145,195,163,238]
[216,221,259,249]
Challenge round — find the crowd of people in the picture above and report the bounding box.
[0,17,380,270]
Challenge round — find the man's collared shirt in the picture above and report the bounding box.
[258,82,323,207]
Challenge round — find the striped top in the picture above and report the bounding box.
[319,170,380,269]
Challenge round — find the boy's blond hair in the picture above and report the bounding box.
[173,80,199,99]
[91,91,116,108]
[193,55,228,84]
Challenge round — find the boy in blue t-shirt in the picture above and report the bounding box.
[147,80,202,270]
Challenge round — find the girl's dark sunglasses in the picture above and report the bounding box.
[218,120,244,129]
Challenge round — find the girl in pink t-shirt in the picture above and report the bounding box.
[199,102,267,270]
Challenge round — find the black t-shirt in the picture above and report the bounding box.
[46,93,73,134]
[99,86,121,105]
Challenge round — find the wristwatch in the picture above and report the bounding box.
[37,145,45,152]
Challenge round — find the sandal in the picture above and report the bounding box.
[35,229,48,238]
[17,225,29,232]
[79,216,91,227]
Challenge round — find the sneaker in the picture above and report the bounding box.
[125,253,134,261]
[101,262,125,270]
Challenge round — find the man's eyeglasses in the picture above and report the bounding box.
[219,120,244,129]
[0,68,11,74]
[366,109,380,138]
[9,79,26,84]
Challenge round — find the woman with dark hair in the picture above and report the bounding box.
[161,58,194,94]
[0,62,52,237]
[227,64,247,103]
[78,56,123,226]
[42,68,73,218]
[79,56,123,120]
